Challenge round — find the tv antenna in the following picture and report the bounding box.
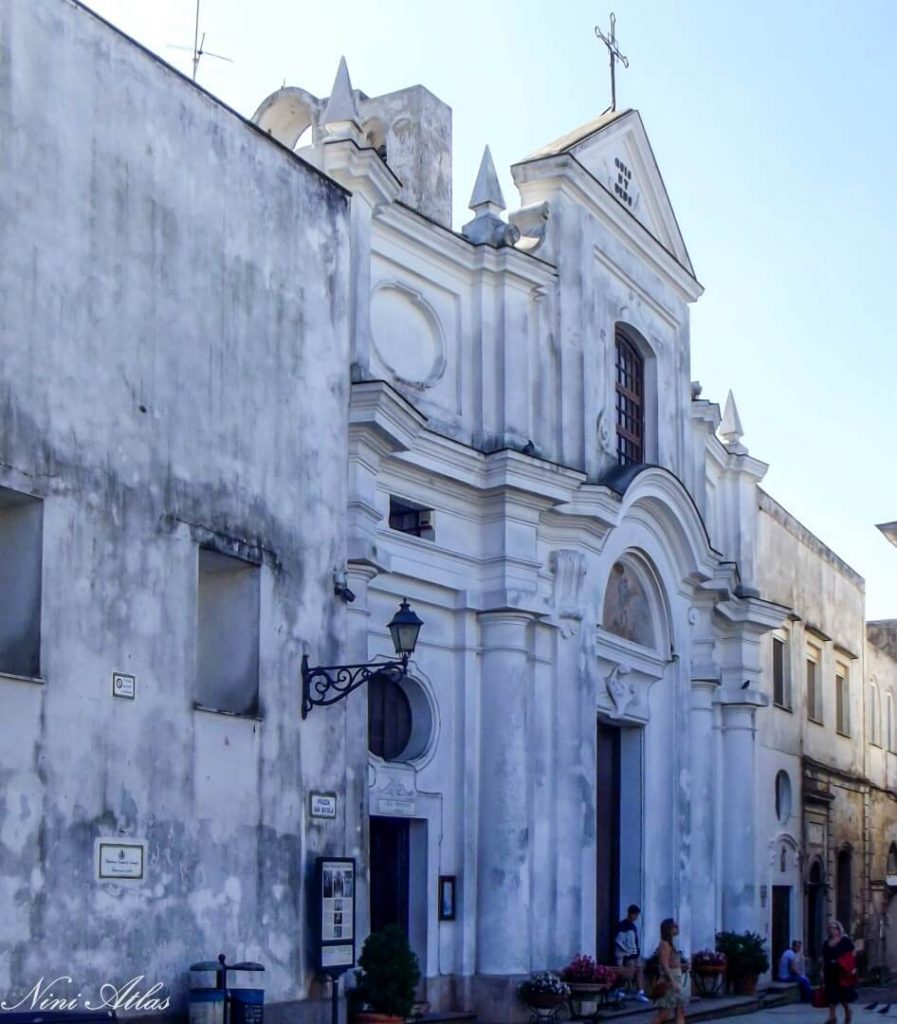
[168,1,233,82]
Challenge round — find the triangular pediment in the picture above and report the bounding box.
[519,108,694,276]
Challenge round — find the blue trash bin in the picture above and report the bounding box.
[189,961,226,1024]
[227,960,265,1024]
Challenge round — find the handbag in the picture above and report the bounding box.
[649,978,670,1001]
[837,951,858,987]
[811,986,828,1009]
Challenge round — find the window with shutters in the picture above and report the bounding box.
[772,634,790,709]
[870,678,882,747]
[806,644,822,724]
[835,664,850,737]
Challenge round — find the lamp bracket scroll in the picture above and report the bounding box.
[300,599,423,720]
[302,657,406,719]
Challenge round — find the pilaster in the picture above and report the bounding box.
[476,609,536,974]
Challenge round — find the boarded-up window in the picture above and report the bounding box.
[196,547,260,716]
[0,487,42,678]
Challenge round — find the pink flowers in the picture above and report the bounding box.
[692,950,727,968]
[560,956,618,985]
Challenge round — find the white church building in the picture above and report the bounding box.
[1,1,893,1019]
[253,47,791,1016]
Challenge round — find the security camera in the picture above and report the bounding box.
[333,570,356,603]
[334,582,356,603]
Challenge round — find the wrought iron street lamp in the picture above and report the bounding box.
[301,599,424,719]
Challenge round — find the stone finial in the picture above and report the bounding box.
[719,390,745,449]
[469,146,505,213]
[321,56,360,130]
[462,145,520,248]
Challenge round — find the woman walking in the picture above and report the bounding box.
[651,918,689,1024]
[821,920,857,1024]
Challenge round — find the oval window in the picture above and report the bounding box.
[775,770,792,823]
[368,673,413,761]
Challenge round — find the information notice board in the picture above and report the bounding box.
[315,856,356,973]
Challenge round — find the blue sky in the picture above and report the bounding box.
[86,0,897,618]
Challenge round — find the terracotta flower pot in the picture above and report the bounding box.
[567,982,606,1016]
[353,1013,405,1024]
[728,972,758,996]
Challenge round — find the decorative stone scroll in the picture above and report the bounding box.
[605,664,635,719]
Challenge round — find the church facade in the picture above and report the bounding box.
[253,49,797,1016]
[1,0,895,1019]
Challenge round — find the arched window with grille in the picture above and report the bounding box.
[614,329,645,467]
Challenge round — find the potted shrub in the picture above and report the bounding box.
[715,931,769,996]
[560,956,617,1015]
[351,925,421,1023]
[518,971,570,1011]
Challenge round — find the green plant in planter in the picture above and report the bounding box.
[714,931,769,976]
[352,925,422,1019]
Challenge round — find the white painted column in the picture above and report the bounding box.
[476,610,533,974]
[689,679,718,950]
[345,562,382,946]
[720,701,758,932]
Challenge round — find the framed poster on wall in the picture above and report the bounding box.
[315,857,356,973]
[438,875,456,921]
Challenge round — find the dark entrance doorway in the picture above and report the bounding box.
[806,859,825,962]
[370,816,410,935]
[771,885,791,972]
[596,721,622,962]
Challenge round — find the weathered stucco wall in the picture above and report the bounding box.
[0,0,351,1011]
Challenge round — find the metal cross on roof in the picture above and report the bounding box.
[594,13,629,112]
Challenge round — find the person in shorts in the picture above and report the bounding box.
[614,904,650,1003]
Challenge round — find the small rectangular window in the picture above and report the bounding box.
[835,666,850,736]
[388,497,434,540]
[196,547,260,716]
[0,487,43,678]
[772,636,789,709]
[806,646,822,724]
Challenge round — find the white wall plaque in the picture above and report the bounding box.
[112,672,136,699]
[310,793,337,818]
[378,798,415,816]
[97,840,146,880]
[321,945,354,968]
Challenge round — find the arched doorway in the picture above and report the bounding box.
[596,553,671,960]
[806,859,826,962]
